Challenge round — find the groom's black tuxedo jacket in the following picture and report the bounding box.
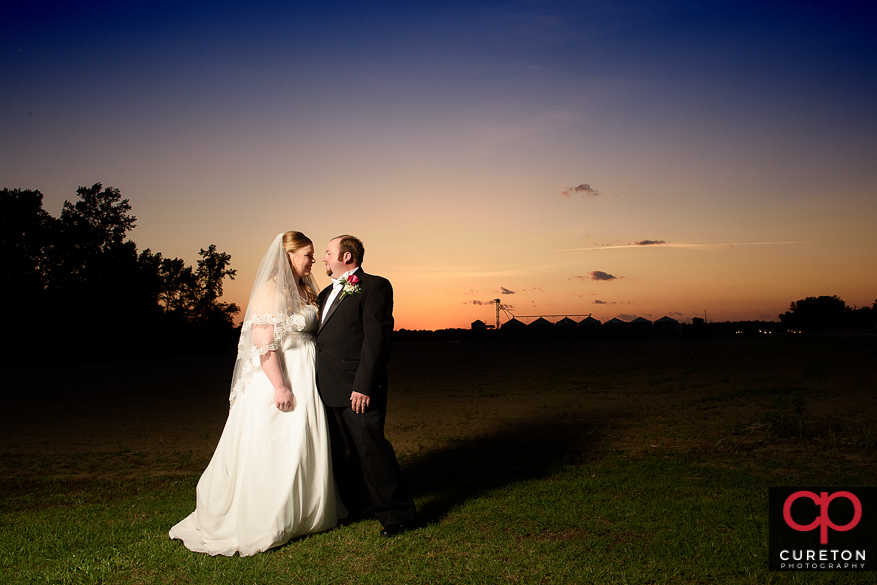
[315,269,393,408]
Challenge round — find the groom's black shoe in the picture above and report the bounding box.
[379,523,410,537]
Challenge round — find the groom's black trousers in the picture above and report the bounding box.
[325,404,416,527]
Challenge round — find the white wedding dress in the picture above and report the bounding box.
[169,304,342,556]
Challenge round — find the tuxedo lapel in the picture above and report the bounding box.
[319,291,346,332]
[319,269,365,333]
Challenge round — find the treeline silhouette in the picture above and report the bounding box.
[779,295,876,331]
[2,184,240,363]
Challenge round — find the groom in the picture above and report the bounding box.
[315,235,416,537]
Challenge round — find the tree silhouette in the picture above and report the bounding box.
[2,183,241,362]
[0,189,54,290]
[780,295,849,331]
[1,189,58,350]
[137,249,195,316]
[137,246,240,329]
[192,245,240,327]
[59,184,136,251]
[38,184,143,353]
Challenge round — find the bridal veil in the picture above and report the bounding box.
[228,233,320,406]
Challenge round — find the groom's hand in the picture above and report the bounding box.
[350,391,370,414]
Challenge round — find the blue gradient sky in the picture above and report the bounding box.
[4,0,876,329]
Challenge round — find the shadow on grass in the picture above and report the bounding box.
[401,411,603,526]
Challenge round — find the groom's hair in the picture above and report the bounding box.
[335,235,365,266]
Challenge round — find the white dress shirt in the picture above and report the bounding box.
[321,267,360,323]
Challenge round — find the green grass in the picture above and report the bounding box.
[2,336,876,583]
[1,449,872,584]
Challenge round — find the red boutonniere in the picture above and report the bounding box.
[340,274,362,298]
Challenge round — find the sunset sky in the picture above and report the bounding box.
[4,0,876,330]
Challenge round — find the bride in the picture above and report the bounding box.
[169,231,344,556]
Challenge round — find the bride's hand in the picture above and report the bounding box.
[274,387,294,411]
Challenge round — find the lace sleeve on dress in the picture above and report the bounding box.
[228,312,307,407]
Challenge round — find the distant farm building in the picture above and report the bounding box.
[579,316,603,338]
[471,319,489,340]
[555,317,578,340]
[487,312,684,342]
[604,317,628,338]
[655,316,682,337]
[501,317,527,341]
[528,317,555,341]
[629,317,654,338]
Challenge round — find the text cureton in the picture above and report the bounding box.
[780,550,865,561]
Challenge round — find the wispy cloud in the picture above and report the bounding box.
[590,270,616,281]
[558,241,813,252]
[561,183,600,198]
[500,287,515,294]
[464,299,516,312]
[387,261,585,281]
[571,271,619,281]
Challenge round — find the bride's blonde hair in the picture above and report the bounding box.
[282,231,318,305]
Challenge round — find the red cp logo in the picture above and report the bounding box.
[783,491,862,544]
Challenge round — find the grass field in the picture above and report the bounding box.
[2,335,875,584]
